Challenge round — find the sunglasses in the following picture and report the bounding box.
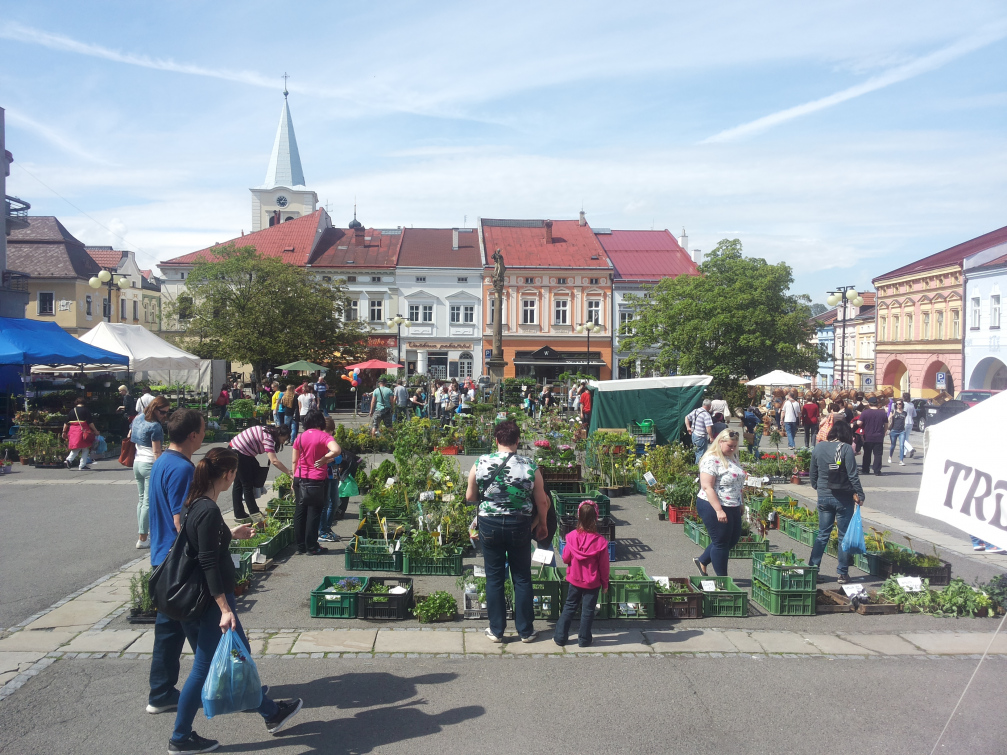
[726,432,740,439]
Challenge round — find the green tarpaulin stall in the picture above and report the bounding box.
[587,376,713,444]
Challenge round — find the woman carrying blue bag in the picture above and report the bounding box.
[169,447,303,755]
[807,420,866,585]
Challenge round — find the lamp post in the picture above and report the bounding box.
[388,315,411,382]
[88,269,129,323]
[826,286,864,389]
[576,320,599,379]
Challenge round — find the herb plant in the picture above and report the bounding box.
[412,591,457,622]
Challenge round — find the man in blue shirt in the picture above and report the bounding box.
[146,409,205,714]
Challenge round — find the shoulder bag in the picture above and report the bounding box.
[148,506,211,622]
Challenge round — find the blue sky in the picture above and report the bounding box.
[1,1,1005,303]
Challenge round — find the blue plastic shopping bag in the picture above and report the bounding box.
[201,629,262,718]
[842,506,867,555]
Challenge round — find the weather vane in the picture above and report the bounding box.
[282,72,290,97]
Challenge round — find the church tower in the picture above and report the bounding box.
[250,84,318,231]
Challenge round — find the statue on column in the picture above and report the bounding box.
[492,248,506,292]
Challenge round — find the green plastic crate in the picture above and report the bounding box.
[688,576,748,617]
[557,568,611,619]
[235,551,252,582]
[344,537,404,572]
[228,524,293,558]
[545,480,588,495]
[751,579,816,616]
[530,564,562,621]
[464,444,493,456]
[684,516,705,545]
[402,549,463,576]
[751,551,818,592]
[827,540,912,575]
[683,518,768,558]
[551,490,610,518]
[310,576,369,618]
[606,567,654,605]
[779,517,817,547]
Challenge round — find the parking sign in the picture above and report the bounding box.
[936,372,947,390]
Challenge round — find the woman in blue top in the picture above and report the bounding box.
[128,395,168,549]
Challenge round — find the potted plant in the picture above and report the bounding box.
[411,591,457,623]
[127,568,157,623]
[233,573,252,597]
[272,472,293,499]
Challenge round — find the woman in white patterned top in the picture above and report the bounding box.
[693,429,744,577]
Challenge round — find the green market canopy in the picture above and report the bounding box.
[587,375,712,444]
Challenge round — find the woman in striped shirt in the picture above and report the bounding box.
[229,424,292,522]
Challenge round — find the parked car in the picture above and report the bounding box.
[910,398,931,431]
[923,399,969,429]
[956,389,1001,407]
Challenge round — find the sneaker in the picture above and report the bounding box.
[887,457,892,464]
[64,460,71,470]
[306,546,328,555]
[484,628,502,643]
[265,698,303,734]
[899,461,905,466]
[167,730,219,753]
[553,639,565,648]
[693,557,708,577]
[837,575,850,585]
[136,538,150,549]
[79,465,92,471]
[520,631,538,643]
[146,701,177,714]
[234,516,252,524]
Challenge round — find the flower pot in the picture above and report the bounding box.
[436,446,459,455]
[234,583,249,597]
[790,475,801,485]
[127,607,158,624]
[20,457,31,465]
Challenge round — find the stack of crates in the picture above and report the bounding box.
[628,420,657,453]
[530,564,562,621]
[750,551,818,615]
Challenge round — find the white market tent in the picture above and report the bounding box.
[916,390,1007,550]
[33,322,200,373]
[745,369,811,387]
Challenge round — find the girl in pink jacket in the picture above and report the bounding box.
[554,501,610,648]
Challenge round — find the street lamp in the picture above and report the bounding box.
[826,286,864,389]
[89,269,128,323]
[576,320,599,379]
[388,315,412,381]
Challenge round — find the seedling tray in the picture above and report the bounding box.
[344,537,403,572]
[779,517,817,547]
[228,524,293,559]
[359,577,413,620]
[751,579,816,616]
[310,576,369,619]
[540,465,582,482]
[815,589,853,614]
[654,578,704,619]
[752,551,818,592]
[688,576,748,617]
[402,549,463,576]
[877,554,952,586]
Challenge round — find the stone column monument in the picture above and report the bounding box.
[487,248,508,381]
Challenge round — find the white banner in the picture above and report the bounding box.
[915,391,1007,550]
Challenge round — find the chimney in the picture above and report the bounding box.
[579,210,586,227]
[452,228,459,250]
[544,219,553,244]
[678,227,689,252]
[692,248,703,265]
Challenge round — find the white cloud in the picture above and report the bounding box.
[4,108,109,163]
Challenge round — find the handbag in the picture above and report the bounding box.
[816,412,834,443]
[119,438,136,467]
[73,407,97,447]
[148,505,211,622]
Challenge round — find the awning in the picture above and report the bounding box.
[0,317,129,368]
[32,322,199,373]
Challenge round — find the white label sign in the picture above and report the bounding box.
[384,477,396,488]
[419,491,435,501]
[532,548,555,565]
[897,576,923,592]
[231,554,240,568]
[653,577,670,589]
[643,472,657,487]
[442,493,455,503]
[473,565,486,578]
[792,569,804,575]
[841,583,865,596]
[701,580,718,592]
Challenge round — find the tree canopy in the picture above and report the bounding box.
[169,245,366,378]
[619,239,821,384]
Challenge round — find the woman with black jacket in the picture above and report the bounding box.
[168,448,302,755]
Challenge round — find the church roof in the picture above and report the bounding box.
[261,96,306,189]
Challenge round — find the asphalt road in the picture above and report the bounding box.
[1,654,1004,754]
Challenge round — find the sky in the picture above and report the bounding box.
[1,1,1005,303]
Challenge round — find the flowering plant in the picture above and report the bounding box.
[534,439,551,449]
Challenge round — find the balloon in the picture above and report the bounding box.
[340,374,353,382]
[351,380,359,387]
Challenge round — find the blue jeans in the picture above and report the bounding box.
[173,593,277,742]
[692,434,708,464]
[283,412,297,442]
[554,584,600,647]
[149,611,199,708]
[808,490,856,576]
[695,498,743,576]
[889,430,905,461]
[478,514,534,639]
[785,421,797,448]
[319,478,339,535]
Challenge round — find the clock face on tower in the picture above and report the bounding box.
[276,196,288,207]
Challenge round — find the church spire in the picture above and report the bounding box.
[262,83,305,189]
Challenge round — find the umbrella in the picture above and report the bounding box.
[745,369,811,387]
[344,359,403,370]
[276,360,329,372]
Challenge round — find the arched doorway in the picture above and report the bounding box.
[922,360,955,397]
[969,357,1007,390]
[881,359,909,394]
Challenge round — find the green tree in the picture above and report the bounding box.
[620,239,822,384]
[168,245,365,381]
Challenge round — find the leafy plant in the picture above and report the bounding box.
[129,568,155,613]
[272,472,292,493]
[762,551,805,567]
[880,577,993,617]
[411,591,457,622]
[653,580,689,594]
[976,575,1007,610]
[333,577,365,592]
[229,398,254,417]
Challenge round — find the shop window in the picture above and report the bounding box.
[38,292,54,315]
[458,352,474,378]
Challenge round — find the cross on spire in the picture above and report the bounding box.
[282,72,289,98]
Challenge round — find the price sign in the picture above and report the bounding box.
[473,565,486,578]
[532,548,554,565]
[431,470,443,482]
[897,576,923,592]
[384,477,396,488]
[653,577,670,589]
[792,569,804,575]
[442,493,455,502]
[701,580,718,592]
[841,583,865,597]
[643,472,657,487]
[231,554,240,568]
[419,491,435,501]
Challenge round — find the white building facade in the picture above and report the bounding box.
[964,243,1007,391]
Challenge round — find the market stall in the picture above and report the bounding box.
[587,375,712,445]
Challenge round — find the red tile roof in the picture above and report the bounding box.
[308,227,402,269]
[159,210,326,268]
[596,230,698,281]
[140,269,152,280]
[397,228,481,268]
[481,219,610,269]
[85,247,126,269]
[874,225,1007,282]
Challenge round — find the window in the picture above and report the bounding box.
[415,276,426,283]
[993,295,1001,329]
[892,315,900,341]
[589,278,600,285]
[587,300,601,325]
[85,295,92,317]
[133,300,139,321]
[936,311,944,340]
[450,305,461,323]
[488,299,494,325]
[458,352,474,378]
[464,304,474,323]
[923,313,930,340]
[554,299,568,324]
[38,292,54,315]
[557,277,567,285]
[120,298,127,320]
[422,304,433,322]
[952,309,960,339]
[971,297,981,329]
[180,272,185,280]
[177,295,192,320]
[523,277,535,285]
[906,314,913,341]
[371,276,382,283]
[346,300,358,321]
[346,275,357,282]
[620,310,635,335]
[522,299,537,324]
[409,304,420,322]
[457,277,468,283]
[369,300,383,321]
[880,316,887,341]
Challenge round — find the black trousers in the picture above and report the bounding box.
[861,441,884,475]
[232,452,263,518]
[294,478,326,552]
